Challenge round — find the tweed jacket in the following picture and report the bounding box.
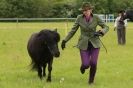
[64,14,109,50]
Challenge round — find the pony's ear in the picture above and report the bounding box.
[53,28,57,32]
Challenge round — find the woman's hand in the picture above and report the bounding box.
[61,40,66,50]
[94,30,104,37]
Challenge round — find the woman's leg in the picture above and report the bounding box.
[89,48,100,84]
[80,49,91,74]
[121,27,126,45]
[117,28,122,44]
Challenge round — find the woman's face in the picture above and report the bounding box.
[119,13,122,16]
[83,9,92,16]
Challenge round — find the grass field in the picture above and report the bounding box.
[0,22,133,88]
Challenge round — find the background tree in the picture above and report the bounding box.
[0,0,133,18]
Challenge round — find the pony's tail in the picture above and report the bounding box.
[30,61,38,71]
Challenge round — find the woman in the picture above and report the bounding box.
[114,10,127,45]
[61,2,109,84]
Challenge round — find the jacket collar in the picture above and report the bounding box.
[82,13,93,18]
[81,13,93,25]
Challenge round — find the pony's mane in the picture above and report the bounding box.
[37,29,60,42]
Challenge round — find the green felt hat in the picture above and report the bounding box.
[79,2,94,11]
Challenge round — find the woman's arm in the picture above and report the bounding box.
[63,15,80,42]
[97,16,109,35]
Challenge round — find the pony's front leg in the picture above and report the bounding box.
[47,59,53,82]
[43,64,47,77]
[37,65,43,80]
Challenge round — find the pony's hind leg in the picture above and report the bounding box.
[47,59,53,82]
[43,64,47,77]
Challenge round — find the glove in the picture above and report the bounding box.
[94,30,104,37]
[61,40,66,50]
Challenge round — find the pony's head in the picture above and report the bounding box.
[38,29,60,57]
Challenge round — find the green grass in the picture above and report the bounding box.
[0,22,133,88]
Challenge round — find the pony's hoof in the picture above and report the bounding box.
[43,74,46,77]
[39,77,43,80]
[47,78,51,82]
[38,75,43,80]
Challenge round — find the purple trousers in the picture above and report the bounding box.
[80,48,100,68]
[80,47,100,83]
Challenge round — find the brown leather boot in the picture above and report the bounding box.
[89,66,97,84]
[80,66,85,74]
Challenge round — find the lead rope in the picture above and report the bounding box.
[98,37,107,53]
[73,36,108,53]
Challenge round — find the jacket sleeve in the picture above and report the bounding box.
[114,17,118,27]
[124,19,127,27]
[97,16,109,35]
[64,16,80,42]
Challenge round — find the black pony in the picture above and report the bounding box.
[27,29,60,82]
